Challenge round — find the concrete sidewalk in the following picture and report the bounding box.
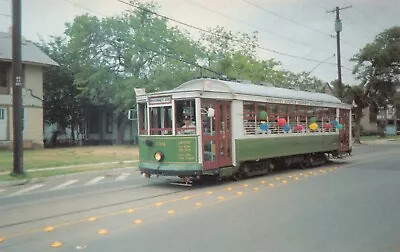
[0,163,139,187]
[355,138,400,146]
[0,160,139,186]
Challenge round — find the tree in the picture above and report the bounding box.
[327,79,371,144]
[279,71,325,90]
[198,27,325,88]
[38,0,332,146]
[62,2,205,143]
[37,36,88,145]
[343,85,369,144]
[198,26,259,70]
[352,26,400,137]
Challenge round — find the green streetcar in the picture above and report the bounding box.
[129,78,353,185]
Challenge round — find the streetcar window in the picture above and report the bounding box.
[243,102,256,135]
[175,99,197,135]
[149,106,173,135]
[138,103,148,135]
[242,101,340,135]
[297,105,306,133]
[257,103,267,118]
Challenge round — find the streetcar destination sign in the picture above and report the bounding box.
[148,96,172,105]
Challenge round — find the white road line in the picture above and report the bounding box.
[50,180,79,190]
[0,189,6,193]
[85,176,105,186]
[7,184,43,196]
[115,173,130,181]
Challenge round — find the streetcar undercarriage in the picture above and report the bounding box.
[140,150,350,187]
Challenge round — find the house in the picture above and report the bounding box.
[320,82,335,95]
[320,82,399,135]
[0,31,58,149]
[80,104,138,145]
[43,104,139,146]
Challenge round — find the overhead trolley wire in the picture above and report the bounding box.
[117,0,353,70]
[184,0,338,57]
[63,0,354,73]
[342,0,383,31]
[242,0,358,52]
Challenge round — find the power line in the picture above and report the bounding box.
[117,0,352,70]
[308,54,336,74]
[306,0,360,50]
[64,0,106,16]
[134,43,222,76]
[247,0,360,51]
[62,0,354,73]
[342,0,382,31]
[184,0,336,56]
[339,13,373,42]
[242,0,334,38]
[242,0,359,50]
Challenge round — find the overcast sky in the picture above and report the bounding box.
[0,0,399,85]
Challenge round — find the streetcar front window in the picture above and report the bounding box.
[150,106,173,135]
[175,99,197,135]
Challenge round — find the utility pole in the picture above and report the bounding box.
[12,0,24,175]
[327,5,352,100]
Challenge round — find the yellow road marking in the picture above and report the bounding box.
[44,226,55,232]
[2,153,394,240]
[50,241,62,248]
[97,229,108,235]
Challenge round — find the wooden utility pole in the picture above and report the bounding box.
[12,0,24,175]
[327,5,352,100]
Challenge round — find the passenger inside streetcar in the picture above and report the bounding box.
[179,115,196,134]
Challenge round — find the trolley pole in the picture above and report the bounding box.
[327,5,352,100]
[12,0,24,175]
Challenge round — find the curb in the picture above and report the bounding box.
[356,139,399,145]
[0,165,140,188]
[0,160,139,187]
[0,160,138,175]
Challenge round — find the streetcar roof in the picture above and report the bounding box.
[144,78,344,105]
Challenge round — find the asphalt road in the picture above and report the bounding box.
[0,142,399,252]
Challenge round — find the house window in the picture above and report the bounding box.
[105,112,113,133]
[0,108,4,120]
[89,109,100,133]
[0,63,7,88]
[369,106,377,123]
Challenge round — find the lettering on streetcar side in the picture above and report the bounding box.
[177,139,196,162]
[155,141,167,147]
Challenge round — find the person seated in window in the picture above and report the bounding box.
[179,115,196,134]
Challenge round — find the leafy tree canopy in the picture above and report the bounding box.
[39,0,328,143]
[352,26,400,108]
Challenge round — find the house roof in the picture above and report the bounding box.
[322,82,334,91]
[0,32,58,66]
[171,78,343,104]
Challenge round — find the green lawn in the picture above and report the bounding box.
[0,145,139,172]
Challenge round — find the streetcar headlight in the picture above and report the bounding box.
[154,151,164,162]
